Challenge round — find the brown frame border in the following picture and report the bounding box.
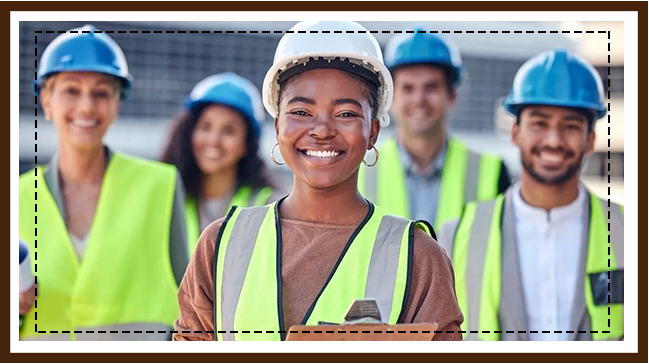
[3,2,642,356]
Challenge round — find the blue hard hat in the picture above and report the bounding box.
[18,237,29,264]
[502,49,606,120]
[185,73,266,138]
[34,24,133,99]
[384,27,463,86]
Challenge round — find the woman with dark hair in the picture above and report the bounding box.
[173,21,463,341]
[161,73,283,253]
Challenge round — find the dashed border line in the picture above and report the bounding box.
[607,30,611,329]
[33,328,611,335]
[33,30,608,34]
[31,29,615,336]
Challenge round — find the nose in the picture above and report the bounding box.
[414,89,427,106]
[206,129,223,147]
[309,114,337,140]
[543,127,562,149]
[77,94,95,119]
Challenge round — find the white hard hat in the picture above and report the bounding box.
[262,21,394,127]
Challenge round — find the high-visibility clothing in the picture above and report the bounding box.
[358,137,503,230]
[213,200,433,341]
[18,153,180,341]
[185,185,274,254]
[449,188,624,341]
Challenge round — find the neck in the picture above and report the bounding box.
[57,144,106,186]
[280,172,369,225]
[519,173,581,212]
[201,168,238,199]
[398,126,446,172]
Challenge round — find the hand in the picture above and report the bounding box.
[18,285,36,316]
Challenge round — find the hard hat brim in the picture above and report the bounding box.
[502,97,607,120]
[34,67,133,100]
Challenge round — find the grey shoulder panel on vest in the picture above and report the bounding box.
[219,205,271,341]
[602,198,624,268]
[438,218,460,260]
[464,150,481,204]
[463,198,499,341]
[169,170,190,286]
[365,215,411,322]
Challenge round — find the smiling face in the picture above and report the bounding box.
[191,104,249,176]
[513,105,595,186]
[41,71,121,152]
[391,65,456,138]
[275,68,379,190]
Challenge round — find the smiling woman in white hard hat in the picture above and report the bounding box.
[18,25,189,341]
[173,21,463,341]
[160,73,285,255]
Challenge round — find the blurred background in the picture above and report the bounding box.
[18,21,624,204]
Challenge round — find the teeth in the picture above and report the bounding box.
[204,149,221,158]
[412,111,428,118]
[72,119,98,127]
[305,150,340,158]
[540,152,563,163]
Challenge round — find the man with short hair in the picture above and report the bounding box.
[359,29,511,232]
[439,48,624,341]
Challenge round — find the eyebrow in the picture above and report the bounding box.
[58,76,114,87]
[286,96,363,109]
[529,109,587,123]
[287,96,315,105]
[332,98,363,109]
[528,109,551,119]
[563,114,588,123]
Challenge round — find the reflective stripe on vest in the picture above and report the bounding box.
[185,186,274,255]
[214,201,431,341]
[20,323,172,341]
[452,190,624,341]
[358,137,502,230]
[18,153,179,341]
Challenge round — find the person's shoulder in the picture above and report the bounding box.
[201,217,227,244]
[19,167,39,183]
[472,147,505,164]
[412,224,450,263]
[113,152,178,176]
[450,137,505,163]
[191,216,227,261]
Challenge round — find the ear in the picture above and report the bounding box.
[511,121,521,147]
[447,88,458,108]
[41,88,53,121]
[274,116,279,139]
[586,130,596,154]
[368,118,381,149]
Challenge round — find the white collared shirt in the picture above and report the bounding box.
[511,181,586,341]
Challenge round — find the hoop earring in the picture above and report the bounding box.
[362,145,379,167]
[270,142,286,166]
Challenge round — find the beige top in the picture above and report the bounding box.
[173,215,464,341]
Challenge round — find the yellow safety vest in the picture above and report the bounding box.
[18,153,180,340]
[213,200,433,341]
[451,190,624,341]
[185,185,274,255]
[358,137,503,230]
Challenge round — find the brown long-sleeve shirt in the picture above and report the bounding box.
[173,216,464,341]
